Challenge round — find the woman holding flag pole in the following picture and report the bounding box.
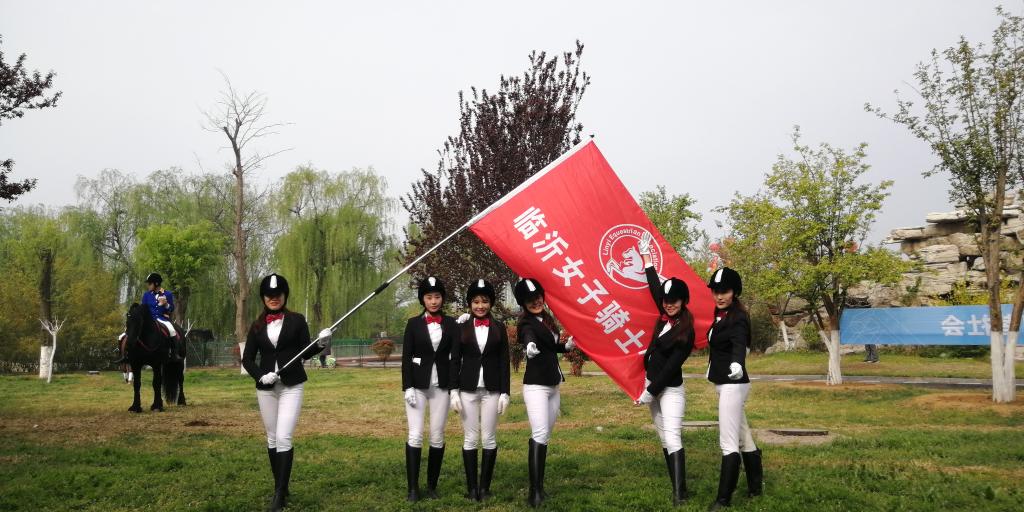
[242,273,330,512]
[450,279,511,502]
[514,277,575,508]
[636,232,696,506]
[401,276,458,502]
[705,267,763,510]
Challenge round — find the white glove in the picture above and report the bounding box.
[526,342,540,359]
[498,393,510,415]
[637,231,654,257]
[317,328,332,347]
[728,362,744,380]
[259,372,278,386]
[635,390,654,405]
[565,336,576,351]
[404,388,417,406]
[450,390,462,413]
[456,313,471,324]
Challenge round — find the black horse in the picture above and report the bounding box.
[123,303,186,412]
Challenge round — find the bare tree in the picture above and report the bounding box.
[201,74,289,348]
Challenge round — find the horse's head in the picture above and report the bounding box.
[125,303,145,343]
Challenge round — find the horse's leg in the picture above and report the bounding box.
[177,362,187,406]
[150,362,164,412]
[129,362,143,413]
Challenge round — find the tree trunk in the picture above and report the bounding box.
[820,329,843,385]
[991,330,1010,402]
[46,330,57,384]
[780,320,790,350]
[38,249,53,379]
[231,140,250,373]
[173,287,190,325]
[1002,331,1018,402]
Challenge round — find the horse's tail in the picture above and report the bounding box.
[162,360,183,403]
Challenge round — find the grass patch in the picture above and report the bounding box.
[0,367,1022,511]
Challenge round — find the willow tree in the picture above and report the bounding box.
[402,41,589,311]
[273,165,399,338]
[868,7,1024,402]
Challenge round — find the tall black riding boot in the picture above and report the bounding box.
[707,452,741,511]
[527,438,548,508]
[741,449,763,497]
[426,445,445,499]
[267,448,282,501]
[663,448,671,479]
[462,448,480,501]
[405,444,422,502]
[669,449,688,506]
[480,448,497,499]
[268,448,293,512]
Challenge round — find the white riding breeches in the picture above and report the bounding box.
[406,386,450,449]
[649,384,685,453]
[256,381,304,451]
[523,384,560,444]
[459,388,501,450]
[156,318,177,337]
[715,383,757,455]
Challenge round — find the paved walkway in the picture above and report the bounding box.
[579,371,1024,389]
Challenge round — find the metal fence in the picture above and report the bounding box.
[185,339,404,368]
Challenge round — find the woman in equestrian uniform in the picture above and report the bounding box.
[636,238,695,506]
[514,277,575,508]
[401,276,457,501]
[242,273,329,512]
[705,267,763,511]
[450,279,510,501]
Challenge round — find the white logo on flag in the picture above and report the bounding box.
[598,224,664,290]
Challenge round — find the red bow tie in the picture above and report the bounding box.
[266,312,284,323]
[425,315,442,325]
[474,318,490,328]
[660,314,674,324]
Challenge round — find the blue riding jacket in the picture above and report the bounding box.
[142,289,175,321]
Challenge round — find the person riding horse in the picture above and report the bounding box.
[115,273,183,364]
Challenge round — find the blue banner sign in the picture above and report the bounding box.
[840,305,1013,345]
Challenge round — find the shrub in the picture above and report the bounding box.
[370,339,395,364]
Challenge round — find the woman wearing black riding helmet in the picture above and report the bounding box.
[449,279,510,502]
[401,276,458,502]
[636,233,695,506]
[705,267,763,511]
[242,273,328,512]
[515,277,575,508]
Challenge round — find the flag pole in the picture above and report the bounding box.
[277,138,596,372]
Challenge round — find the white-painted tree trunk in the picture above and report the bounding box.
[993,331,1017,402]
[780,320,790,350]
[238,342,248,375]
[821,329,843,385]
[38,345,52,379]
[46,331,57,383]
[1005,331,1018,402]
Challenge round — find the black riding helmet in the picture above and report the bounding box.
[146,272,163,286]
[707,266,742,296]
[661,277,690,305]
[465,279,496,305]
[260,273,290,310]
[513,278,544,307]
[417,276,446,305]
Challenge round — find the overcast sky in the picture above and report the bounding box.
[0,1,1009,244]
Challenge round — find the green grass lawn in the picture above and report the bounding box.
[1,365,1022,511]
[681,351,1024,380]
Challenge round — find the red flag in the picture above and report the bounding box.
[469,141,713,399]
